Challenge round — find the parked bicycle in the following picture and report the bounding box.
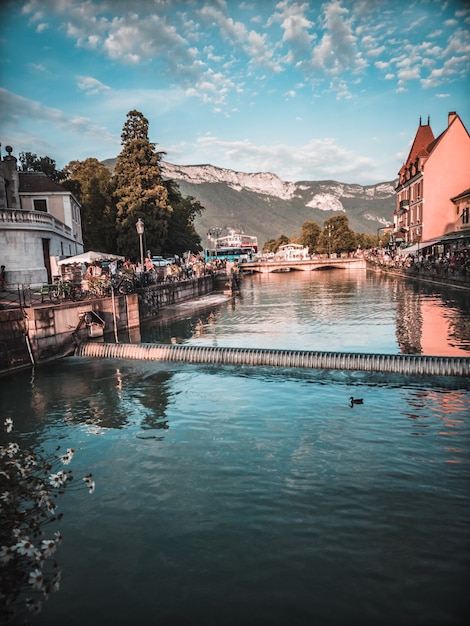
[111,272,135,295]
[48,278,85,302]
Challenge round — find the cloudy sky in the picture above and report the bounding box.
[1,0,469,185]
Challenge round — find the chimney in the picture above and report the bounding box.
[448,111,457,126]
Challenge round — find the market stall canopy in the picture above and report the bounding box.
[57,251,124,265]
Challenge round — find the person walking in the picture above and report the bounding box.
[0,265,6,290]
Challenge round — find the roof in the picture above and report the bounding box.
[19,172,67,193]
[451,188,470,202]
[404,122,435,166]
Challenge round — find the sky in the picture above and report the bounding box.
[1,0,469,186]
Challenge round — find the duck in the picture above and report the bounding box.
[350,396,364,407]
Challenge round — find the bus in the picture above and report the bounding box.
[204,246,256,263]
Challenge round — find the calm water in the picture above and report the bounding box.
[1,269,470,625]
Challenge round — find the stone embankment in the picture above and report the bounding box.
[0,274,218,375]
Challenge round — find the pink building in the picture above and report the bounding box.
[394,112,470,253]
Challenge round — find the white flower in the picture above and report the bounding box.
[83,474,95,494]
[25,598,42,614]
[4,418,13,433]
[45,500,56,514]
[54,531,63,544]
[60,448,75,465]
[35,488,50,506]
[6,442,19,457]
[0,491,13,503]
[28,569,44,590]
[49,470,68,488]
[15,538,36,557]
[0,545,15,564]
[40,539,57,557]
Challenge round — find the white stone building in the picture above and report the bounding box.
[0,146,84,287]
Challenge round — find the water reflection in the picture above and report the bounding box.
[141,270,470,356]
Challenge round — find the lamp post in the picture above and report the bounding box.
[326,224,334,258]
[136,218,145,271]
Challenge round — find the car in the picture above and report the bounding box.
[151,256,167,268]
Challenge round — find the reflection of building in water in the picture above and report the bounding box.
[420,300,470,356]
[395,280,470,356]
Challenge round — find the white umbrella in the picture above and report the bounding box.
[57,251,125,265]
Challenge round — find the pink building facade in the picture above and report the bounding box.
[394,112,470,253]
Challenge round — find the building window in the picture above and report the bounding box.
[33,199,47,212]
[463,207,469,225]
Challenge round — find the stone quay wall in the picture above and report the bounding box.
[0,274,216,375]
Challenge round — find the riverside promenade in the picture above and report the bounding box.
[365,254,470,291]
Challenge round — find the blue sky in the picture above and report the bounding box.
[1,0,469,185]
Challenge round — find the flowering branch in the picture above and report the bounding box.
[0,418,95,624]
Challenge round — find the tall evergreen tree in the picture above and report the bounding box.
[112,110,172,260]
[164,179,203,255]
[62,158,116,251]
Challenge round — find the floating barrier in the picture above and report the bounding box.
[76,342,470,377]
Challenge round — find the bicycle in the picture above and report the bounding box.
[48,278,85,302]
[111,272,135,295]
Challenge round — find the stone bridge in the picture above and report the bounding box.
[240,257,366,273]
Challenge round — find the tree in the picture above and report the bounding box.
[356,232,378,250]
[112,110,172,259]
[163,179,203,255]
[263,235,289,253]
[18,152,65,183]
[317,215,356,256]
[299,221,321,254]
[62,158,116,252]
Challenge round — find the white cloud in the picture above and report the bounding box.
[76,76,111,95]
[167,134,376,183]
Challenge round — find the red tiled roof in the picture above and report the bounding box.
[405,123,435,166]
[19,172,66,193]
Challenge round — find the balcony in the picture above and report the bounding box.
[0,208,73,237]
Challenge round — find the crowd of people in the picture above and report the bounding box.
[366,247,470,280]
[77,254,225,292]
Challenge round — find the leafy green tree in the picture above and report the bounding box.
[62,158,117,251]
[112,110,172,260]
[356,232,378,250]
[163,179,203,255]
[299,221,321,254]
[317,215,356,256]
[263,235,289,253]
[18,152,65,183]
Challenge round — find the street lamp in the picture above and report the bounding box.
[136,218,145,271]
[326,224,334,258]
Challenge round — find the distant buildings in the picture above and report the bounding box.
[0,146,83,287]
[394,111,470,255]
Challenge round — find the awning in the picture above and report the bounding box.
[57,251,125,265]
[398,238,441,256]
[438,229,470,244]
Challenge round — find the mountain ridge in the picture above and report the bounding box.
[103,158,397,247]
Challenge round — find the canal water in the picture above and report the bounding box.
[1,269,469,625]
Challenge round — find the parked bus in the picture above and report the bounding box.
[204,246,256,263]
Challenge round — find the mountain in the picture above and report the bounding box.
[103,158,397,247]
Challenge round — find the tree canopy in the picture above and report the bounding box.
[19,152,65,183]
[62,158,116,252]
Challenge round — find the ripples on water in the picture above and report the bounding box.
[2,270,469,625]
